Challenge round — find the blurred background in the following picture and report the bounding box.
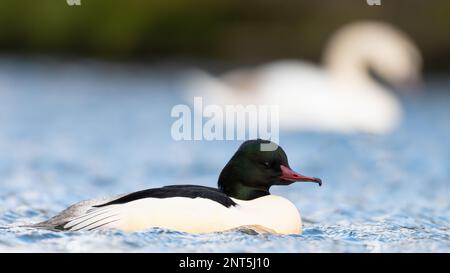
[0,0,449,252]
[0,0,449,71]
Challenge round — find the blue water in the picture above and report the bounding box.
[0,58,449,252]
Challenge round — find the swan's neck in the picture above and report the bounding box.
[323,45,376,88]
[321,24,390,90]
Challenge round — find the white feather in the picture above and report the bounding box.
[63,195,302,234]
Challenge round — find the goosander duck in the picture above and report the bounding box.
[183,21,422,134]
[35,139,321,235]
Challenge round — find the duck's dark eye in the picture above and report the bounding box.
[263,161,271,168]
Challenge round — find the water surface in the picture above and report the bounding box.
[0,59,449,252]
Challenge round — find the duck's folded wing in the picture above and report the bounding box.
[32,194,125,231]
[61,205,122,231]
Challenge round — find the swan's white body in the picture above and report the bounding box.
[42,195,302,235]
[184,21,422,134]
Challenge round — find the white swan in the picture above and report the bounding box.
[183,21,422,134]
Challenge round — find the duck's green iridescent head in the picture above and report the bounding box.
[218,139,322,200]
